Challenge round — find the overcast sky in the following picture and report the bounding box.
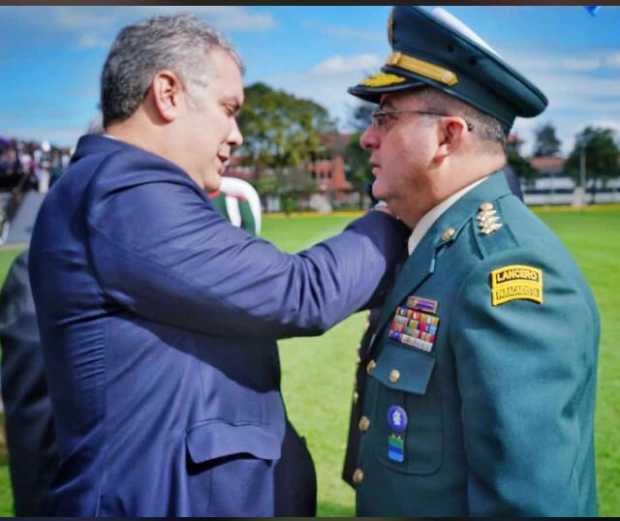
[1,5,619,155]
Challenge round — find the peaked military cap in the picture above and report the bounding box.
[349,6,548,131]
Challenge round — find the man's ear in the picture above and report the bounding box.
[150,70,184,123]
[434,117,468,164]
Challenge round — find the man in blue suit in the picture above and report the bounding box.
[342,6,599,516]
[0,178,260,516]
[28,14,408,517]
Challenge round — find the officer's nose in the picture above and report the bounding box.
[360,125,379,150]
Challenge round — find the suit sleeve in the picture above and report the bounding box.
[85,160,408,338]
[450,249,598,516]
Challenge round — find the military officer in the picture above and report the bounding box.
[342,6,599,516]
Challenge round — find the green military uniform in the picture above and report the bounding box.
[344,172,599,516]
[208,190,258,236]
[344,6,600,515]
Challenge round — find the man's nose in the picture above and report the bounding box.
[229,118,243,147]
[360,126,378,150]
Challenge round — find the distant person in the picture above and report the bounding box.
[342,6,599,516]
[28,14,408,517]
[0,250,58,516]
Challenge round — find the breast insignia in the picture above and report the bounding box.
[387,405,408,463]
[388,295,439,353]
[477,202,502,235]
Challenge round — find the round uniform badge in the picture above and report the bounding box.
[387,405,408,433]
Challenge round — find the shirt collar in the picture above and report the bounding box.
[407,176,488,255]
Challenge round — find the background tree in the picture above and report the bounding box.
[343,102,375,209]
[506,149,537,188]
[565,126,620,203]
[278,166,317,214]
[504,133,536,188]
[533,123,561,157]
[348,101,375,132]
[237,82,336,207]
[344,133,372,209]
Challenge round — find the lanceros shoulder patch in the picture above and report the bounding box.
[490,264,543,306]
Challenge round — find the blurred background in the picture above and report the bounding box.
[0,5,619,516]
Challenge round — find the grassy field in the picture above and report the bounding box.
[0,207,619,515]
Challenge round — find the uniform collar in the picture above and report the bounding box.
[407,177,487,255]
[426,169,513,251]
[371,170,513,350]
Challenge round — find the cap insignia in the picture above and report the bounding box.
[360,72,406,88]
[386,51,458,86]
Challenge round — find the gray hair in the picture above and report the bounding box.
[100,14,244,127]
[414,88,507,154]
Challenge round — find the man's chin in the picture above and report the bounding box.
[203,171,222,192]
[371,186,387,202]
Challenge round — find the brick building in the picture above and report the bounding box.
[225,132,354,207]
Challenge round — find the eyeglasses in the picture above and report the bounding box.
[370,108,474,132]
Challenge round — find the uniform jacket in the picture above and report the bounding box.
[28,134,408,516]
[345,172,599,516]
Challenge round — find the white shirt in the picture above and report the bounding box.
[407,177,488,255]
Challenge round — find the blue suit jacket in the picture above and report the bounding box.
[28,135,408,516]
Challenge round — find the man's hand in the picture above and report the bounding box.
[373,202,408,227]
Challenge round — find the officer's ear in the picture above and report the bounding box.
[149,70,185,123]
[433,116,469,164]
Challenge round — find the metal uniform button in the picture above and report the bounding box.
[441,227,456,241]
[359,415,370,432]
[352,468,364,484]
[366,359,376,375]
[389,369,400,383]
[353,391,359,404]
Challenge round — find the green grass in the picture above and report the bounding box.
[0,208,618,516]
[276,207,620,516]
[0,413,12,517]
[535,207,620,517]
